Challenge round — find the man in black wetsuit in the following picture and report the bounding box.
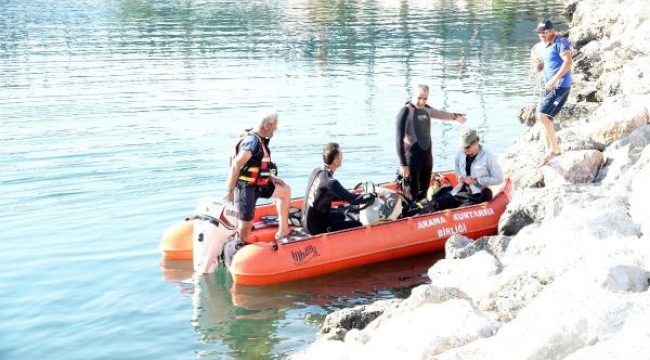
[301,143,376,235]
[396,84,467,201]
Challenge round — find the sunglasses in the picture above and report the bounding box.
[537,30,549,35]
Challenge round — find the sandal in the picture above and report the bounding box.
[274,229,299,241]
[539,152,561,167]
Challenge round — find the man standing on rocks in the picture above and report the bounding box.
[535,19,573,165]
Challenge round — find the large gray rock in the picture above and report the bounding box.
[599,265,650,293]
[542,149,604,185]
[318,299,398,341]
[498,206,534,236]
[497,187,563,235]
[446,234,512,261]
[445,234,474,259]
[518,102,537,127]
[598,124,650,182]
[618,58,650,96]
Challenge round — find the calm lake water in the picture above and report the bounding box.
[1,1,566,359]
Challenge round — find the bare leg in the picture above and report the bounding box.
[539,116,551,154]
[238,220,253,243]
[272,181,291,237]
[538,113,560,155]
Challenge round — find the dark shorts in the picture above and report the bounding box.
[538,87,570,119]
[234,181,275,221]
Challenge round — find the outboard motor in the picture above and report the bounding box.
[193,197,238,274]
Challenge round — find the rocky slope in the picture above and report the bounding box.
[291,0,650,358]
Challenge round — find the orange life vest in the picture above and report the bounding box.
[235,132,274,186]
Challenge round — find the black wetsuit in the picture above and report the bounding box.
[396,103,434,201]
[301,166,373,235]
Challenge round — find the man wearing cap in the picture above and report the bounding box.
[535,19,572,165]
[434,128,503,210]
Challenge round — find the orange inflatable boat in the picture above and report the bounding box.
[160,172,513,286]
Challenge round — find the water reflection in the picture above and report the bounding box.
[161,251,443,358]
[191,271,281,359]
[1,0,556,65]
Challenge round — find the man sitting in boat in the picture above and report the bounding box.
[301,142,377,235]
[435,128,504,210]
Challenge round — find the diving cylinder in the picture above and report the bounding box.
[193,197,239,274]
[359,188,402,226]
[358,196,382,226]
[378,192,403,221]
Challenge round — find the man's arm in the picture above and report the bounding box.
[454,151,464,183]
[395,107,409,166]
[476,152,504,187]
[546,39,573,89]
[556,49,573,78]
[329,179,375,206]
[428,106,467,124]
[225,150,252,200]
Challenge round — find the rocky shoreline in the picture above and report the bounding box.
[292,0,650,358]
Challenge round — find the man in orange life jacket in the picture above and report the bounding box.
[224,109,292,243]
